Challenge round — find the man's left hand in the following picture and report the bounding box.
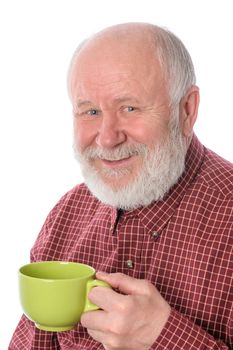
[80,272,171,350]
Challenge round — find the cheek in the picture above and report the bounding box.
[131,121,168,147]
[73,120,97,151]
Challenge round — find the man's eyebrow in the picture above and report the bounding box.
[114,96,140,104]
[76,99,93,108]
[75,96,140,108]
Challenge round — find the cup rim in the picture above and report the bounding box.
[19,261,96,281]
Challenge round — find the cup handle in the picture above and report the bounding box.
[84,279,111,312]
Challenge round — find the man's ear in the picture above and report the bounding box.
[180,86,200,138]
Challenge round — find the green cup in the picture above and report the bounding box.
[19,261,110,332]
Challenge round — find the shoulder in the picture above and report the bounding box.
[57,182,100,208]
[200,147,233,198]
[58,183,96,204]
[45,183,100,222]
[30,184,102,261]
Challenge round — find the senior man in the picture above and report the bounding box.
[10,23,232,350]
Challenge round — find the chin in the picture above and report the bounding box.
[101,177,134,191]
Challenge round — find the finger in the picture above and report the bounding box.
[81,313,126,349]
[85,328,111,349]
[88,285,125,311]
[96,271,151,295]
[81,309,107,331]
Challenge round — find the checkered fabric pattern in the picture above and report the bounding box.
[9,135,233,349]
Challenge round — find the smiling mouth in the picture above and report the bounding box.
[101,156,132,162]
[99,155,135,168]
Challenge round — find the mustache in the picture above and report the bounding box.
[76,144,148,161]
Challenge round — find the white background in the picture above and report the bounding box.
[0,0,232,348]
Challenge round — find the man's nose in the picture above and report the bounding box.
[95,112,127,149]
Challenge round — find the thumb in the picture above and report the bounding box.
[96,271,147,295]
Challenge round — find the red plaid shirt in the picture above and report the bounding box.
[9,135,233,349]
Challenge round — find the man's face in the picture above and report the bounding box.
[70,37,174,189]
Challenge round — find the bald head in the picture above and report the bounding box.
[79,22,157,52]
[77,24,157,67]
[68,22,196,106]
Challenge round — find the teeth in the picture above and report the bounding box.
[103,159,122,161]
[103,156,129,161]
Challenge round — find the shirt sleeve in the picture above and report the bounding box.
[8,191,74,350]
[151,308,230,349]
[8,315,60,350]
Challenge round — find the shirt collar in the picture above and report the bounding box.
[123,134,205,233]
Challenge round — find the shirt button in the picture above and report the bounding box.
[151,231,160,239]
[125,260,134,269]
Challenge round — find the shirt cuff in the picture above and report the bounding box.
[150,308,229,349]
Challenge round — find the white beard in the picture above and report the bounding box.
[74,114,187,210]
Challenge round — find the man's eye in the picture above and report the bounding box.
[87,109,98,115]
[125,106,135,112]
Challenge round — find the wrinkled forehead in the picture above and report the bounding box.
[75,31,158,69]
[68,30,165,100]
